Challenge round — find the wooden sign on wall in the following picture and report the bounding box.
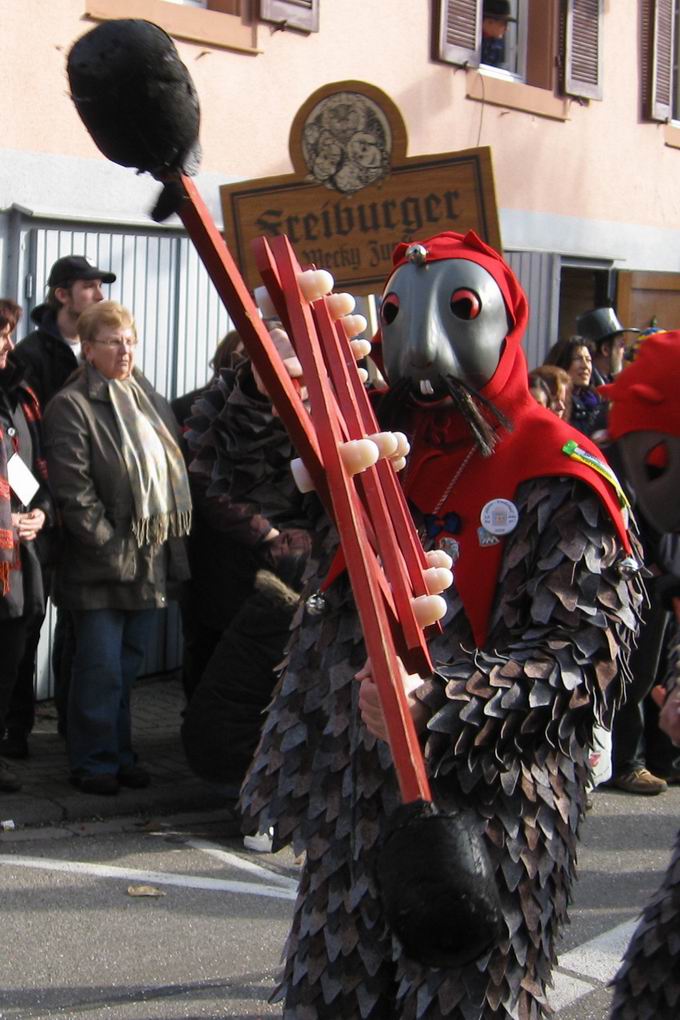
[220,80,502,295]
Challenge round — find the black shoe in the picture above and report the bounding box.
[71,773,119,796]
[118,765,151,789]
[0,758,22,792]
[0,730,29,759]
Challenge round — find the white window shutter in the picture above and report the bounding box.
[258,0,319,33]
[563,0,603,101]
[434,0,482,68]
[650,0,675,121]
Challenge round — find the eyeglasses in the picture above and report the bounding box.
[92,337,138,349]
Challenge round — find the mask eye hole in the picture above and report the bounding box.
[450,288,481,320]
[645,441,669,481]
[381,293,400,326]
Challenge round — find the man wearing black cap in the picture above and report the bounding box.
[576,305,638,386]
[482,0,511,67]
[13,255,116,409]
[0,255,116,759]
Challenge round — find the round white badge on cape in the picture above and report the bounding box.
[480,498,519,536]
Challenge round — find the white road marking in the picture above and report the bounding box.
[0,855,297,900]
[549,971,599,1012]
[0,849,641,1010]
[185,837,299,890]
[548,918,638,1011]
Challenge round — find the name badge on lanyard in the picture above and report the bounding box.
[7,453,40,507]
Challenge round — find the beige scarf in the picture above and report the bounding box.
[108,375,192,547]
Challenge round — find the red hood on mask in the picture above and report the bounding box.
[327,231,632,648]
[389,230,529,398]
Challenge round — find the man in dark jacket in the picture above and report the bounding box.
[0,255,115,756]
[576,305,638,387]
[13,255,116,409]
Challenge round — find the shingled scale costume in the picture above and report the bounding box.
[66,21,645,1018]
[601,331,680,1020]
[66,18,507,973]
[237,235,644,1018]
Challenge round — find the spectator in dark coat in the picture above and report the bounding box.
[2,255,116,753]
[544,335,607,438]
[43,301,190,796]
[0,300,52,791]
[179,352,314,789]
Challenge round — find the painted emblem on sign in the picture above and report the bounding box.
[301,92,392,195]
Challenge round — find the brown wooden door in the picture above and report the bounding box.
[616,270,680,330]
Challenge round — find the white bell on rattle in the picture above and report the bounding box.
[253,285,277,320]
[412,594,447,627]
[290,458,315,494]
[326,292,355,319]
[425,549,454,570]
[423,567,454,595]
[340,439,380,475]
[341,314,368,338]
[298,269,334,302]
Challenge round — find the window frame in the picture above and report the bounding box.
[433,0,558,89]
[433,0,603,102]
[646,0,676,122]
[84,0,259,54]
[258,0,319,33]
[433,0,572,120]
[562,0,604,102]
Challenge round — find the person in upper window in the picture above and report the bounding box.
[481,0,511,68]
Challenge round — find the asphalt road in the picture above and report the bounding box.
[0,786,677,1020]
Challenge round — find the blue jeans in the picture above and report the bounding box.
[68,608,155,777]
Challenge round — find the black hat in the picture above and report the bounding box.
[484,0,512,19]
[47,255,116,288]
[576,307,639,345]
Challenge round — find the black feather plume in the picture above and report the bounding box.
[67,19,201,180]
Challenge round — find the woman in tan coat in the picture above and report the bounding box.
[44,301,190,795]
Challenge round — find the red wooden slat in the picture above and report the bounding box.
[269,238,432,803]
[252,235,402,624]
[309,296,430,662]
[177,177,329,505]
[176,178,433,803]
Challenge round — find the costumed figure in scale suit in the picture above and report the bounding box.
[603,331,680,1020]
[237,231,644,1019]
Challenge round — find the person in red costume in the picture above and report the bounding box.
[239,231,644,1019]
[597,330,680,1019]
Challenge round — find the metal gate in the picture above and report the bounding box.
[4,215,567,699]
[9,215,233,698]
[504,249,561,368]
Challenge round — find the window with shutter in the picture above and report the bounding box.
[562,0,603,101]
[258,0,319,32]
[646,0,675,121]
[434,1,546,84]
[84,1,255,52]
[434,0,481,67]
[434,1,567,120]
